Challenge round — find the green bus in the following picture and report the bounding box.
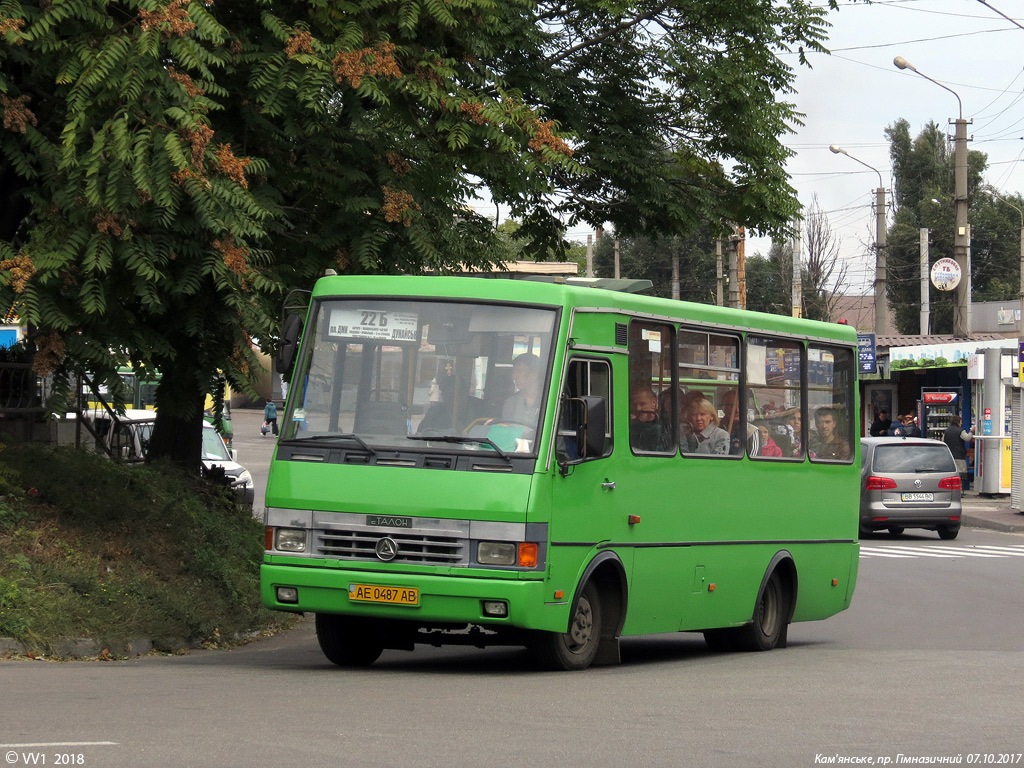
[262,275,860,670]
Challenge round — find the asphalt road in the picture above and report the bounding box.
[3,523,1024,768]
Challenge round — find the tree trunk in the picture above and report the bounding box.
[146,356,208,470]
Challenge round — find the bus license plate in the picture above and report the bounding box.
[901,492,933,502]
[349,584,419,606]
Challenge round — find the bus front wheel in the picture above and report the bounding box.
[315,613,384,667]
[531,581,602,671]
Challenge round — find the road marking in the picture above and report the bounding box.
[861,543,1024,559]
[0,743,118,747]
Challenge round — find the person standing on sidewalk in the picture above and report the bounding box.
[263,397,278,436]
[943,414,973,490]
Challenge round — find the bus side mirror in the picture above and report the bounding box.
[275,314,303,379]
[558,395,607,469]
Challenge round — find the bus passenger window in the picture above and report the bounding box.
[747,337,803,460]
[809,345,855,464]
[628,322,675,455]
[677,330,741,457]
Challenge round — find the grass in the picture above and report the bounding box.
[0,441,289,657]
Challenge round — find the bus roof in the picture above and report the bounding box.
[310,274,858,345]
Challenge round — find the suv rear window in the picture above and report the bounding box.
[872,444,956,474]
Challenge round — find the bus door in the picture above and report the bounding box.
[549,356,629,584]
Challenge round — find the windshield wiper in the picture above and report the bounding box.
[282,433,376,455]
[406,434,511,463]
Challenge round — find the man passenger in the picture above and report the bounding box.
[629,385,670,451]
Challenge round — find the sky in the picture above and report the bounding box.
[742,0,1024,293]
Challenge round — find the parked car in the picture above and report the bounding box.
[74,410,254,508]
[860,436,962,539]
[200,420,254,507]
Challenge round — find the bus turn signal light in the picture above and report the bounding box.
[628,515,641,525]
[518,543,539,568]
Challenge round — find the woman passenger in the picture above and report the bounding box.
[681,398,729,455]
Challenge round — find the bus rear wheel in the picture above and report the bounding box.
[315,613,384,667]
[531,582,602,671]
[704,569,791,653]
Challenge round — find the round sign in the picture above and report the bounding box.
[930,258,961,291]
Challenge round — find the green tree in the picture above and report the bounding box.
[1,0,839,467]
[593,231,718,303]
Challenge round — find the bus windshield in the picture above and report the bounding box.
[281,298,557,454]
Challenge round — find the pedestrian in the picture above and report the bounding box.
[902,414,921,438]
[869,408,891,437]
[263,397,278,436]
[943,415,974,490]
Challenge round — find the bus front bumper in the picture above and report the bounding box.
[261,563,566,632]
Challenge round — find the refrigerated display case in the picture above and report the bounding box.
[919,388,962,441]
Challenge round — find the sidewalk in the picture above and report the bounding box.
[961,491,1024,533]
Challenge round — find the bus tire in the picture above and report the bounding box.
[315,613,384,667]
[531,581,602,671]
[735,568,790,652]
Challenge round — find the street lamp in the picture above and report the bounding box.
[893,55,971,338]
[829,144,889,336]
[988,188,1024,339]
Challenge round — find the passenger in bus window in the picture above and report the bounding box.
[680,398,729,455]
[629,386,670,451]
[502,353,543,423]
[811,407,851,461]
[718,389,760,457]
[753,420,783,457]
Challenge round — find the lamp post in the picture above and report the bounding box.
[988,189,1024,339]
[829,144,889,336]
[894,56,971,338]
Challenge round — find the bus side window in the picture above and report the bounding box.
[556,358,612,465]
[629,321,675,454]
[808,345,855,464]
[678,330,741,457]
[747,337,803,460]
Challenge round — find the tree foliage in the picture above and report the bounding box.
[1,0,838,466]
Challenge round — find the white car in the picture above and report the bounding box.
[74,409,254,507]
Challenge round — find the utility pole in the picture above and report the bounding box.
[671,254,680,300]
[613,239,620,279]
[715,239,724,306]
[728,234,740,309]
[920,228,930,335]
[953,115,971,337]
[791,221,802,319]
[737,227,747,310]
[585,233,593,277]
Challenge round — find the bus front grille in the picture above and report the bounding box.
[315,530,467,565]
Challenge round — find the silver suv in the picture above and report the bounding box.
[860,437,962,540]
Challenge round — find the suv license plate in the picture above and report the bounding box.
[901,492,934,502]
[349,584,419,606]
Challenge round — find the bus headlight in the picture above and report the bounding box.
[275,528,307,553]
[477,541,516,565]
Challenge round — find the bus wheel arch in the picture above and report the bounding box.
[531,551,627,670]
[704,552,797,653]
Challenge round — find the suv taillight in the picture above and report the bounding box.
[939,476,962,490]
[865,476,898,490]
